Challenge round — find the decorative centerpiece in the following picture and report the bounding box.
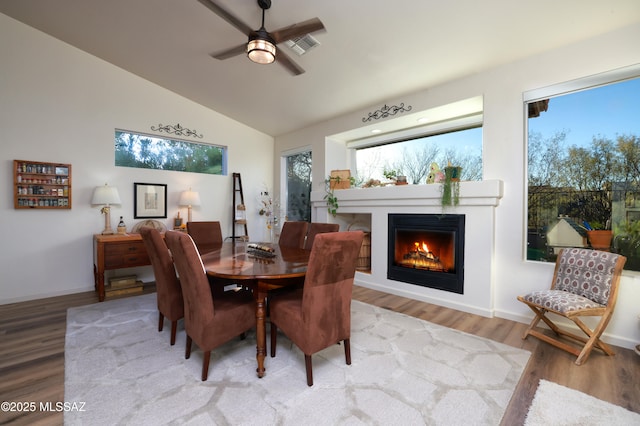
[247,243,276,258]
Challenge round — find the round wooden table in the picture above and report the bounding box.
[200,241,310,377]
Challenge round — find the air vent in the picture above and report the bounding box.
[284,34,320,56]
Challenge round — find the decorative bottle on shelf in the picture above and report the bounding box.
[117,216,126,235]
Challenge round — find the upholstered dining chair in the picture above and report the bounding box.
[164,231,255,381]
[303,222,339,250]
[187,220,239,295]
[517,247,626,365]
[187,221,223,253]
[278,221,309,249]
[139,226,183,346]
[269,230,365,386]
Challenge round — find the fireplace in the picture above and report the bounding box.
[388,214,465,294]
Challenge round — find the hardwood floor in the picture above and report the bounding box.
[1,286,638,425]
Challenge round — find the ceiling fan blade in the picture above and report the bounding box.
[275,49,305,76]
[211,44,247,60]
[271,18,325,44]
[197,0,254,36]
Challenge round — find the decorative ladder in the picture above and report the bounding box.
[231,173,249,241]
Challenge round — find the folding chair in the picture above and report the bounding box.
[517,248,626,365]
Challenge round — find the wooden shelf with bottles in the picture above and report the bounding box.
[14,159,72,209]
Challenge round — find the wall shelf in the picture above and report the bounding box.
[14,159,72,209]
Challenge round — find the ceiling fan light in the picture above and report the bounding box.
[247,39,276,64]
[247,34,276,64]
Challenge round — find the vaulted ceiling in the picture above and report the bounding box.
[1,0,639,136]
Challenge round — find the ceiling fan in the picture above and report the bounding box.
[197,0,325,75]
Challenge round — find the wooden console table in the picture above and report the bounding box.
[93,233,152,301]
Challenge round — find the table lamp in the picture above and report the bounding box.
[91,183,121,234]
[179,188,201,223]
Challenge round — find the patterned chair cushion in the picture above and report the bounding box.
[553,248,621,305]
[521,289,605,314]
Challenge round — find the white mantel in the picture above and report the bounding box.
[311,180,504,317]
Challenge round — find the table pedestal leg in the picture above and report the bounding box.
[255,290,267,378]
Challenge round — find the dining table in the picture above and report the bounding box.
[200,241,310,378]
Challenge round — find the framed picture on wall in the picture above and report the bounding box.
[134,182,167,219]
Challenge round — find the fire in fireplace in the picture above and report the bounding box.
[388,214,465,294]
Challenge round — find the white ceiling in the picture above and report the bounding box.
[1,0,639,136]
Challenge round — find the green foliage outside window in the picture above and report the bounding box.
[115,130,227,175]
[527,76,640,270]
[285,151,312,221]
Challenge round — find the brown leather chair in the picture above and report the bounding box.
[517,248,626,365]
[139,226,183,345]
[269,231,365,386]
[278,221,309,248]
[304,222,339,250]
[187,221,223,253]
[164,231,255,381]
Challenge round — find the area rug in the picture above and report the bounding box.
[525,379,640,426]
[65,293,530,425]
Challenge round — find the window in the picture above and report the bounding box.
[115,130,227,175]
[354,127,483,184]
[526,73,640,270]
[283,150,312,221]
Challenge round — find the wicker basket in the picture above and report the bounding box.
[356,232,371,271]
[348,222,371,271]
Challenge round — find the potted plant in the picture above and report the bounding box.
[587,229,613,250]
[324,173,356,216]
[324,179,339,217]
[584,220,612,250]
[441,165,462,207]
[382,168,407,185]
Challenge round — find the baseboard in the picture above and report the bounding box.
[0,286,93,305]
[354,277,493,318]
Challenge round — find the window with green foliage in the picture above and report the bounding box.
[284,150,312,221]
[115,130,227,175]
[526,74,640,270]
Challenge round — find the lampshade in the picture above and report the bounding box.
[247,29,276,64]
[91,183,121,205]
[179,189,201,207]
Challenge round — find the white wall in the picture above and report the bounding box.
[275,23,640,349]
[0,14,274,303]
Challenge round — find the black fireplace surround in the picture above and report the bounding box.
[387,213,465,294]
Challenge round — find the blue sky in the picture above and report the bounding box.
[529,77,640,147]
[357,76,639,180]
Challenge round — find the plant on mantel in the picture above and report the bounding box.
[324,174,355,216]
[382,168,408,185]
[441,165,462,207]
[383,168,399,183]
